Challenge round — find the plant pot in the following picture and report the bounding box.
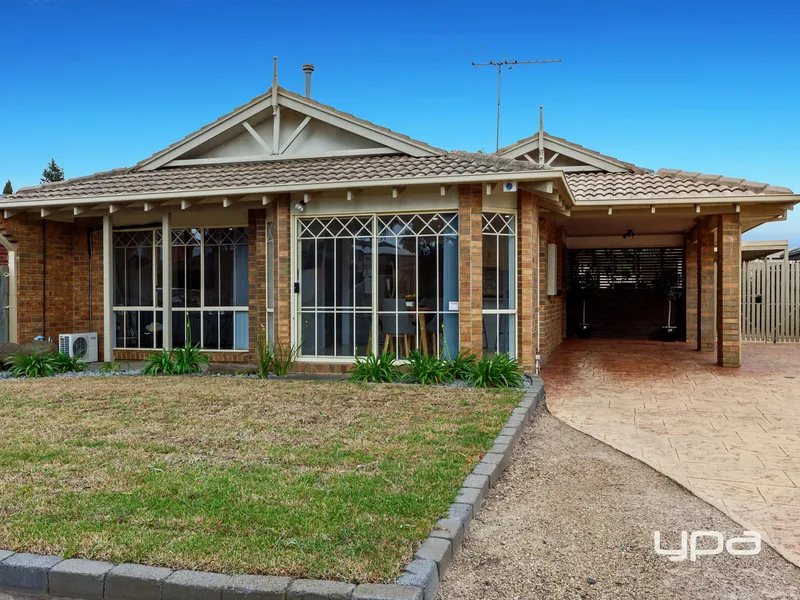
[576,323,592,339]
[661,325,679,342]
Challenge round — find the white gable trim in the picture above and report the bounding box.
[497,133,631,173]
[136,89,441,171]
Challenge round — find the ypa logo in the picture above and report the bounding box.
[654,530,761,562]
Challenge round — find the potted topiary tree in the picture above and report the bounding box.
[570,269,599,338]
[653,271,683,342]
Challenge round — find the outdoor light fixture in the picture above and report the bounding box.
[622,229,636,239]
[295,203,305,212]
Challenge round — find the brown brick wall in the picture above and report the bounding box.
[248,208,267,357]
[716,213,741,367]
[697,218,715,351]
[0,216,105,352]
[458,184,483,356]
[538,217,564,363]
[685,233,698,344]
[273,196,292,347]
[516,190,538,373]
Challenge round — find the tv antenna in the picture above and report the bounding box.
[469,55,561,151]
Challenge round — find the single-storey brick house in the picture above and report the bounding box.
[1,67,797,371]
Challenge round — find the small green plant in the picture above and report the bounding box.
[143,318,209,376]
[142,349,175,376]
[349,352,399,383]
[256,329,274,379]
[51,352,88,374]
[171,342,210,375]
[404,351,454,385]
[5,351,58,378]
[469,353,525,389]
[271,337,300,376]
[99,360,130,374]
[446,349,477,381]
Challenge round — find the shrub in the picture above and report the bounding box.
[271,337,300,376]
[256,331,274,379]
[404,351,454,385]
[468,353,525,389]
[142,349,175,376]
[349,352,399,383]
[446,349,477,381]
[99,360,130,374]
[171,341,210,375]
[5,351,58,378]
[51,352,88,374]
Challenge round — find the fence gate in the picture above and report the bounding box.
[741,260,800,342]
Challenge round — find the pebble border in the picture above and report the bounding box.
[0,378,544,600]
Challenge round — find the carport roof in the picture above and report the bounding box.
[567,169,794,201]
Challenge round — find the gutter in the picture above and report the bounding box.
[0,170,575,212]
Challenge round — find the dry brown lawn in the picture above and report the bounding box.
[0,377,519,582]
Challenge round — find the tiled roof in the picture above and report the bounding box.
[566,170,794,201]
[134,86,444,169]
[497,131,648,173]
[5,152,538,203]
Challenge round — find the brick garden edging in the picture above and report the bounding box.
[0,378,544,600]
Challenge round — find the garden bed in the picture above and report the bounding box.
[0,377,521,582]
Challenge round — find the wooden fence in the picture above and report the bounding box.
[741,260,800,342]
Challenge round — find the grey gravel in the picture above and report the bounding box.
[439,409,800,600]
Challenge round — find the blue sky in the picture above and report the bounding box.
[1,0,798,244]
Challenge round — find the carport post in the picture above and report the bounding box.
[716,213,742,367]
[685,234,698,344]
[697,218,715,351]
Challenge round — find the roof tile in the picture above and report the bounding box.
[566,171,794,201]
[5,152,538,203]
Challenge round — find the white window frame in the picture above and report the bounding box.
[292,211,460,362]
[112,226,249,352]
[481,211,518,357]
[112,229,163,350]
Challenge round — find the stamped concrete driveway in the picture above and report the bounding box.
[544,339,800,567]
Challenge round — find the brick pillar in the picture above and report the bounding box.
[458,184,483,356]
[516,190,538,373]
[248,208,267,357]
[697,218,715,351]
[684,233,698,344]
[716,213,741,367]
[273,196,292,347]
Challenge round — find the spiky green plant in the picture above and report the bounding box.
[51,352,88,374]
[468,353,525,389]
[404,351,454,385]
[271,336,300,376]
[142,349,175,376]
[256,329,274,379]
[446,349,477,381]
[99,360,130,374]
[5,351,58,378]
[349,352,399,383]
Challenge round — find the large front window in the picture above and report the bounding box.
[482,213,516,356]
[113,227,249,351]
[297,213,459,359]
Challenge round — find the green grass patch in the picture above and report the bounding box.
[0,378,520,582]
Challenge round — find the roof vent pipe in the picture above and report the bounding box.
[302,64,315,98]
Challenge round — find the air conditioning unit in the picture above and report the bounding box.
[59,333,99,363]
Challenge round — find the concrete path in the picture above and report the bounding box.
[545,339,800,568]
[440,410,800,599]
